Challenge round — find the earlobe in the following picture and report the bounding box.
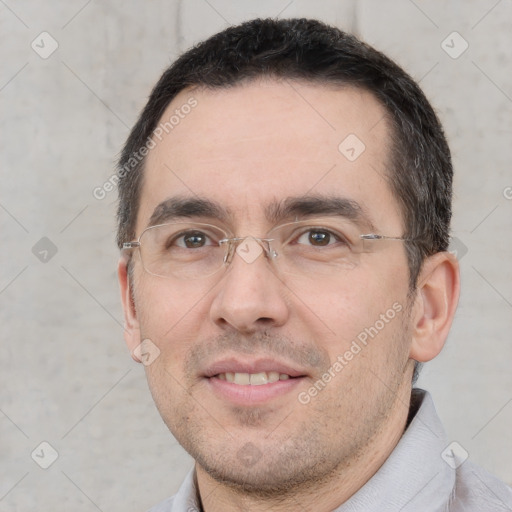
[409,251,460,363]
[118,256,142,363]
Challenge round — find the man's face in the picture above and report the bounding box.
[123,80,415,492]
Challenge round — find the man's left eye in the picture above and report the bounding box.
[297,229,340,247]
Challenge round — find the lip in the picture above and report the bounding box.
[202,357,308,406]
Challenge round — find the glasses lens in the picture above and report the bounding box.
[268,219,365,276]
[139,223,227,279]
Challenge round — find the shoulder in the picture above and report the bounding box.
[146,496,175,512]
[145,468,197,512]
[450,459,512,511]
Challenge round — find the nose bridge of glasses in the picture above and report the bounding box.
[220,236,276,265]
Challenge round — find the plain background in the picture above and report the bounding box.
[1,1,511,510]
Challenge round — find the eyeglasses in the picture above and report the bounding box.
[122,219,410,280]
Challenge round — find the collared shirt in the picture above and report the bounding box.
[148,389,512,511]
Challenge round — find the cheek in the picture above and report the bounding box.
[295,263,410,373]
[134,276,213,362]
[300,268,405,333]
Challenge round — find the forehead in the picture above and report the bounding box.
[138,79,401,233]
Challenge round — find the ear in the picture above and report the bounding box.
[118,255,142,363]
[409,251,460,362]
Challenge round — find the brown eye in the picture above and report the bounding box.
[297,229,340,247]
[175,231,211,249]
[308,230,331,246]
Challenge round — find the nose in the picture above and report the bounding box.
[209,240,290,334]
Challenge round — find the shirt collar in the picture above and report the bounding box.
[168,468,200,511]
[333,388,454,511]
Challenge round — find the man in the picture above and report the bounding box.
[116,18,511,511]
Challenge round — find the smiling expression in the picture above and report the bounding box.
[121,79,416,494]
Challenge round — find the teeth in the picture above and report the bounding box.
[234,372,250,385]
[249,372,267,385]
[216,371,292,385]
[268,371,280,383]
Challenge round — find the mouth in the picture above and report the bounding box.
[203,358,307,405]
[216,371,294,385]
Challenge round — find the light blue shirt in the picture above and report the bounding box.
[148,389,512,511]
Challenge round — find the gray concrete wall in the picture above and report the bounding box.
[0,1,510,510]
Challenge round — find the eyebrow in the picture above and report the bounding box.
[147,194,376,231]
[265,195,377,231]
[148,196,231,227]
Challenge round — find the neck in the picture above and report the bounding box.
[196,384,413,512]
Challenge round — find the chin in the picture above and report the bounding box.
[189,434,344,499]
[199,459,316,496]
